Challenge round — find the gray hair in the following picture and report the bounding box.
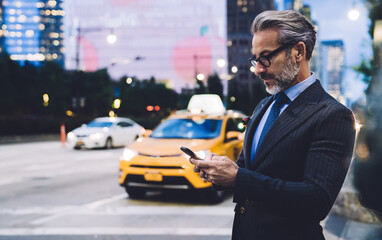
[251,10,317,60]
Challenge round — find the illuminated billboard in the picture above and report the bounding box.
[65,0,227,91]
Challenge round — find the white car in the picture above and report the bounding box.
[67,117,145,149]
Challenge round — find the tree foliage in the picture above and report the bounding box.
[226,76,267,115]
[353,0,382,220]
[0,52,269,134]
[364,0,382,40]
[207,73,223,100]
[117,76,179,117]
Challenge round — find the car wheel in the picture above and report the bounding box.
[105,137,113,149]
[204,188,225,203]
[126,188,146,199]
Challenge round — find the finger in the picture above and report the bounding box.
[200,170,207,180]
[206,152,218,160]
[211,155,229,162]
[195,160,213,169]
[189,157,199,165]
[204,152,212,161]
[193,165,200,173]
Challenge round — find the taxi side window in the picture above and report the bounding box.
[117,122,133,128]
[226,118,245,133]
[225,118,237,133]
[234,118,246,133]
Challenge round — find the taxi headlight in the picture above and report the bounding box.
[121,148,138,162]
[89,133,104,140]
[67,132,76,139]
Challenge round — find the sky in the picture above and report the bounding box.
[303,0,373,105]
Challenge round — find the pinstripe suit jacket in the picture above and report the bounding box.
[231,80,356,240]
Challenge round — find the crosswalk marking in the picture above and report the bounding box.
[24,193,234,225]
[0,227,233,236]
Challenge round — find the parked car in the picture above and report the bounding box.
[118,95,246,202]
[67,117,144,149]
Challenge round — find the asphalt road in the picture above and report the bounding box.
[0,141,353,240]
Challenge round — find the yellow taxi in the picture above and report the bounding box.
[118,95,246,202]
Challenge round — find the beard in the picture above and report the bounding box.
[260,52,300,95]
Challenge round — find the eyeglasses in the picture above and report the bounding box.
[248,43,293,68]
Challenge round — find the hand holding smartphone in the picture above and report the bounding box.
[180,146,203,160]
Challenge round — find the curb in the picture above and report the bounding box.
[332,190,381,224]
[0,134,60,145]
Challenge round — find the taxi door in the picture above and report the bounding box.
[115,121,136,146]
[219,118,243,161]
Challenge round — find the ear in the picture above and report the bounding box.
[293,41,306,63]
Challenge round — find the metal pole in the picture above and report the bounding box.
[75,27,81,114]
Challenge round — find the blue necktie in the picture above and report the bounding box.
[250,92,290,164]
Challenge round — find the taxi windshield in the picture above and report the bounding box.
[151,118,222,139]
[87,121,113,128]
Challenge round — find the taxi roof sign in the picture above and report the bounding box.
[187,94,226,115]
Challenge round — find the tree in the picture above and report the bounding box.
[353,0,382,220]
[37,61,69,116]
[79,68,114,117]
[352,0,382,90]
[226,76,267,115]
[195,79,207,94]
[207,73,223,100]
[226,77,240,110]
[118,76,178,117]
[0,53,24,115]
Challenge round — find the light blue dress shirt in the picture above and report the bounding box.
[252,72,317,153]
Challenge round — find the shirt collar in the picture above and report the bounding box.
[283,72,316,102]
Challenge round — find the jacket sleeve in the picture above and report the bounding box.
[233,106,356,221]
[235,148,245,168]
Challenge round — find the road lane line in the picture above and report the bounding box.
[0,227,232,236]
[1,205,234,216]
[82,193,126,209]
[28,194,233,225]
[30,194,126,225]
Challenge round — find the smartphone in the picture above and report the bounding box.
[180,146,203,160]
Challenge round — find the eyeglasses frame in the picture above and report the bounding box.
[248,43,296,68]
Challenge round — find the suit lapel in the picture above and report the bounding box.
[251,81,326,169]
[243,97,273,167]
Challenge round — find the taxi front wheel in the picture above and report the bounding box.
[204,188,225,203]
[126,188,146,199]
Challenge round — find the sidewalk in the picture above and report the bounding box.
[324,165,382,240]
[324,211,382,240]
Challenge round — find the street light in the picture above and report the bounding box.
[73,26,117,114]
[75,27,117,71]
[126,77,133,85]
[217,58,226,68]
[106,32,117,44]
[348,2,360,21]
[196,73,205,81]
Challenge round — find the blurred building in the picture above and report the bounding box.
[275,0,294,10]
[321,40,345,103]
[0,0,4,53]
[0,0,64,66]
[64,0,227,91]
[39,0,65,66]
[227,0,275,93]
[299,4,322,80]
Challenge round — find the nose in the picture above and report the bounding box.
[254,63,266,76]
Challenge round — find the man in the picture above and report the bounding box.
[190,10,356,240]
